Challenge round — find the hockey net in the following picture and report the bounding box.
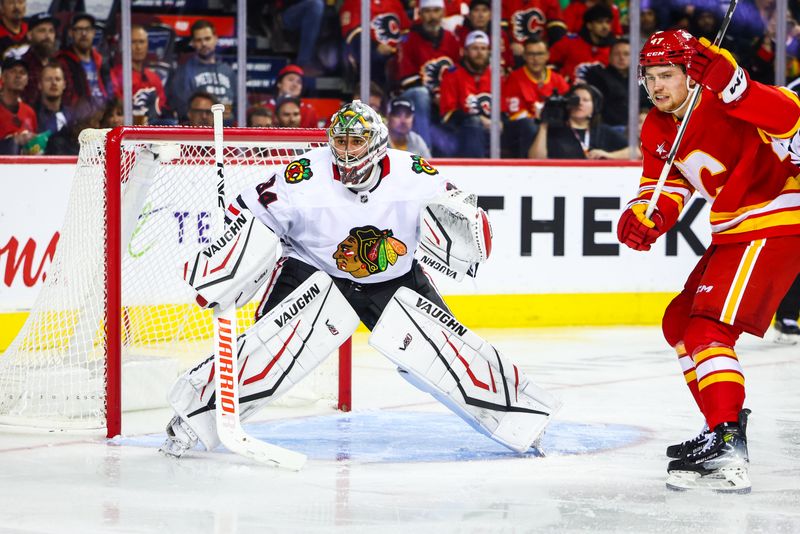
[0,127,351,437]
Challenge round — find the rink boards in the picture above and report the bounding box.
[0,158,712,348]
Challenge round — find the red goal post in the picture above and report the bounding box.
[0,126,352,438]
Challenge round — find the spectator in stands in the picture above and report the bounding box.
[353,81,387,116]
[386,97,432,159]
[276,0,325,73]
[439,30,497,158]
[455,0,513,74]
[503,0,566,62]
[274,95,302,128]
[339,0,410,86]
[528,83,627,159]
[33,62,70,138]
[247,105,274,127]
[503,36,569,158]
[57,13,111,118]
[639,7,659,42]
[185,90,216,127]
[0,57,36,154]
[563,0,622,37]
[397,0,461,152]
[0,0,27,59]
[19,13,58,107]
[45,98,101,155]
[582,38,631,135]
[100,97,123,129]
[266,64,318,128]
[111,24,169,126]
[170,20,236,125]
[548,4,614,83]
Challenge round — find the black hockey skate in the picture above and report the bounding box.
[666,409,751,494]
[773,318,800,345]
[666,424,710,459]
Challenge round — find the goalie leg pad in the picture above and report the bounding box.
[368,287,561,453]
[166,271,360,451]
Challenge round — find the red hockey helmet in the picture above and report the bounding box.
[640,30,697,69]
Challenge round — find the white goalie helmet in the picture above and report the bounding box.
[327,100,389,190]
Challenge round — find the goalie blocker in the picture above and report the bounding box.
[417,189,492,282]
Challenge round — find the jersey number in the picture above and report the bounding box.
[255,176,278,208]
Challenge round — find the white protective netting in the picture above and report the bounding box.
[0,128,337,431]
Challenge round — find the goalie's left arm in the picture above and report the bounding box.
[417,189,493,282]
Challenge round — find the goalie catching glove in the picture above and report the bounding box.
[183,209,279,310]
[417,189,492,281]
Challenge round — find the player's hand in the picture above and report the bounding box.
[688,37,748,102]
[617,203,666,251]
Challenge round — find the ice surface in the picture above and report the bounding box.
[1,327,799,533]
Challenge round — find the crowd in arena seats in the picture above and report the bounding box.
[0,0,796,157]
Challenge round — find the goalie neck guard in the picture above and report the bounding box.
[327,100,389,191]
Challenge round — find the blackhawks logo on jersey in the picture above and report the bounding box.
[333,225,408,278]
[285,158,313,184]
[411,154,438,175]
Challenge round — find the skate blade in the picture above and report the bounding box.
[773,332,799,345]
[666,468,751,494]
[159,438,189,459]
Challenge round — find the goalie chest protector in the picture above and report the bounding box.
[238,147,451,283]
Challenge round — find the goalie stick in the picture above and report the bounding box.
[209,103,307,470]
[645,0,739,219]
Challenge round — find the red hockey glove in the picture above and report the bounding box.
[617,203,667,252]
[688,37,748,103]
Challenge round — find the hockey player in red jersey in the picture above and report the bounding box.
[617,29,800,493]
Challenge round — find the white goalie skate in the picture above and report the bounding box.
[160,415,199,459]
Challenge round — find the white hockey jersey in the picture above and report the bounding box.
[235,146,451,284]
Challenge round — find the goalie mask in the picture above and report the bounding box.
[639,30,698,113]
[327,100,389,190]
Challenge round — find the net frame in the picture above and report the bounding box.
[1,126,352,437]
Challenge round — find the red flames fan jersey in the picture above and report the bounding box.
[503,66,569,120]
[397,26,462,92]
[502,0,565,44]
[0,21,27,59]
[339,0,411,47]
[439,65,504,121]
[563,2,622,36]
[637,83,800,244]
[548,33,609,82]
[235,147,451,283]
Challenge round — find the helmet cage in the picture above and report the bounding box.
[327,101,388,189]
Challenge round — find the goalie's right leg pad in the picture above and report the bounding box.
[165,271,360,451]
[368,287,562,453]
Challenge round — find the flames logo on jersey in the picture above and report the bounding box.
[512,8,546,42]
[467,93,492,118]
[333,225,408,278]
[420,57,455,92]
[411,154,438,175]
[284,158,313,183]
[371,13,402,47]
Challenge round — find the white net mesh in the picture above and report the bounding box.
[0,127,337,431]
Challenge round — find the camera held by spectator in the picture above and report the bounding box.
[539,92,580,125]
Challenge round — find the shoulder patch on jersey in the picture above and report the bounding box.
[332,225,408,278]
[411,154,438,175]
[284,158,313,184]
